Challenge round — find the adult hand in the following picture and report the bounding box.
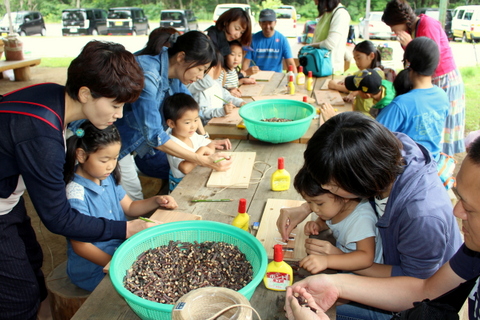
[126,219,159,238]
[319,102,337,122]
[305,239,343,255]
[209,139,232,150]
[285,287,330,320]
[396,30,412,48]
[246,66,260,75]
[286,275,340,315]
[155,195,178,209]
[223,102,234,114]
[203,152,233,171]
[277,203,312,241]
[300,254,328,274]
[305,221,320,236]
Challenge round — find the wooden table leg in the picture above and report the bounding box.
[13,66,31,81]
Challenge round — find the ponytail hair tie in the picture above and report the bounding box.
[169,33,179,45]
[75,128,85,138]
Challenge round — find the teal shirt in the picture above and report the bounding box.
[373,80,396,109]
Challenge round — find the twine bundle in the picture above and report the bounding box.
[172,287,261,320]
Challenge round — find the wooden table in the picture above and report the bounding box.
[206,73,353,144]
[72,139,336,319]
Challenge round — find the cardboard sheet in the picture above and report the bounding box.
[240,84,265,97]
[207,107,243,126]
[207,152,256,188]
[314,89,345,106]
[256,199,313,261]
[249,70,275,81]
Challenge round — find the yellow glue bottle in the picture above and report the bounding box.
[296,66,306,85]
[271,157,291,191]
[306,71,314,91]
[288,75,295,95]
[232,198,249,231]
[263,244,293,291]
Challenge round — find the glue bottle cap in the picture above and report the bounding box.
[298,66,303,73]
[238,198,247,213]
[278,157,285,170]
[302,96,308,102]
[289,75,294,82]
[288,65,293,72]
[273,244,284,262]
[308,71,313,77]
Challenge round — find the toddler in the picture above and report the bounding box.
[64,121,178,291]
[164,93,232,191]
[286,167,383,274]
[219,40,255,98]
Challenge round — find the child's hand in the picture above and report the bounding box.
[155,195,178,209]
[304,221,320,236]
[229,88,242,98]
[239,101,247,107]
[209,139,232,150]
[223,103,234,114]
[319,102,337,122]
[300,254,328,274]
[240,77,256,85]
[305,239,343,256]
[196,146,214,156]
[343,91,357,103]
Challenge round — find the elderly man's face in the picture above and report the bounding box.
[454,157,480,252]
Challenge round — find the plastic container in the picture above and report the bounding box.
[307,71,314,91]
[4,35,24,61]
[263,244,293,291]
[296,66,305,85]
[238,99,316,144]
[271,157,291,191]
[286,65,294,79]
[110,221,268,320]
[232,198,250,231]
[288,75,295,95]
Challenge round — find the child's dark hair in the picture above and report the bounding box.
[354,40,382,69]
[224,40,243,70]
[163,93,200,123]
[393,69,412,96]
[382,0,417,32]
[294,167,331,197]
[404,37,439,76]
[64,121,122,184]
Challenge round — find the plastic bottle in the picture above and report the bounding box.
[287,75,295,95]
[296,66,305,85]
[263,244,293,291]
[306,71,314,91]
[231,198,249,231]
[271,157,291,191]
[286,65,295,79]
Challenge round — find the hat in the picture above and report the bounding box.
[259,9,276,22]
[344,69,384,94]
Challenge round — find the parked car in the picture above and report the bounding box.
[62,8,108,36]
[160,9,198,34]
[213,3,255,29]
[107,7,149,36]
[358,11,395,40]
[273,6,300,38]
[415,8,453,40]
[451,5,480,42]
[0,11,46,36]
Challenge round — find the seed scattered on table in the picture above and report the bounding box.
[124,240,253,304]
[293,292,318,313]
[261,117,293,122]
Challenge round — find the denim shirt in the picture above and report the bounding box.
[115,47,191,159]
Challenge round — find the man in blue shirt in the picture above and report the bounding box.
[242,9,296,73]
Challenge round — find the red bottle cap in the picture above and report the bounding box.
[277,157,285,169]
[302,96,308,102]
[238,198,247,213]
[288,65,293,72]
[273,244,284,262]
[289,75,294,82]
[298,66,303,73]
[308,71,313,77]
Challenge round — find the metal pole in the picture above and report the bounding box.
[364,0,371,40]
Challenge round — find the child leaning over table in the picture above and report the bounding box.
[164,93,232,192]
[192,52,246,126]
[285,167,383,274]
[64,121,178,292]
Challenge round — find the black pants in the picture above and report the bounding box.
[0,197,47,320]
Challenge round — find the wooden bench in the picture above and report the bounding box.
[0,58,41,81]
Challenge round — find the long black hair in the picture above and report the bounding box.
[64,121,122,184]
[354,40,382,69]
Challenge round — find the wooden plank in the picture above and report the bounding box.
[314,89,345,106]
[206,152,256,188]
[256,199,314,261]
[252,94,315,104]
[150,209,202,222]
[320,78,330,90]
[249,70,275,81]
[0,58,41,71]
[239,83,265,97]
[207,107,242,126]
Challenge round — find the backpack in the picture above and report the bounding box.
[298,46,333,77]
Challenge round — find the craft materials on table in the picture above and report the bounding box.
[249,70,275,81]
[231,198,250,231]
[206,152,256,188]
[191,198,233,202]
[207,107,243,126]
[256,199,312,261]
[314,89,345,106]
[271,157,291,191]
[239,83,265,97]
[263,244,294,291]
[319,78,330,90]
[251,94,315,104]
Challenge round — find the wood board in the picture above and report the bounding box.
[320,78,330,90]
[314,89,345,106]
[256,198,313,261]
[207,107,242,126]
[103,210,201,272]
[251,94,315,104]
[248,70,275,81]
[206,152,256,188]
[240,83,265,97]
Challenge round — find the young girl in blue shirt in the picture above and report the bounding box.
[64,121,178,291]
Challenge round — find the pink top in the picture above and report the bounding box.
[415,14,456,77]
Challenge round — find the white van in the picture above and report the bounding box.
[212,3,255,29]
[274,6,300,38]
[452,5,480,42]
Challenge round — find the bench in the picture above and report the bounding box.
[0,58,41,81]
